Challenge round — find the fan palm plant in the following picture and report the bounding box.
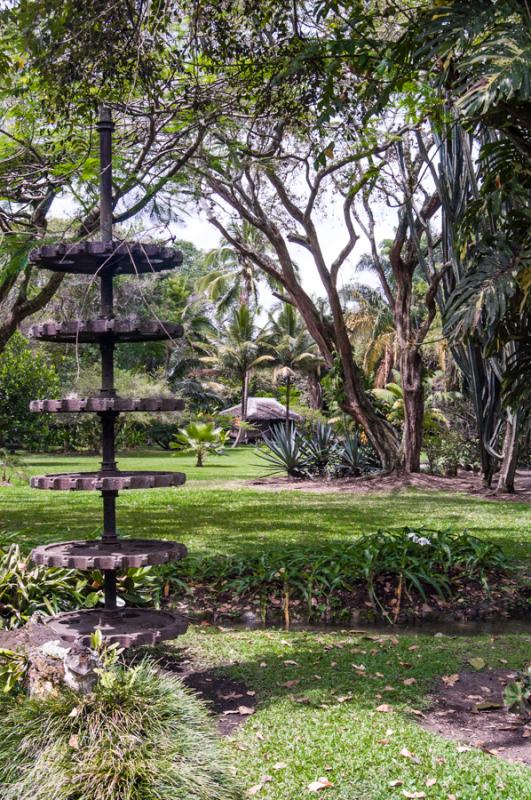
[171,421,227,467]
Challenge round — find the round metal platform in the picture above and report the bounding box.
[30,471,186,491]
[30,241,183,275]
[29,317,183,343]
[31,539,187,569]
[30,397,184,413]
[44,608,188,646]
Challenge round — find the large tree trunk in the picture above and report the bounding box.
[374,343,394,388]
[400,345,424,473]
[307,370,323,409]
[496,411,519,494]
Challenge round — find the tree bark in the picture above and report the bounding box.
[374,343,394,388]
[400,345,424,473]
[496,411,519,494]
[307,370,323,409]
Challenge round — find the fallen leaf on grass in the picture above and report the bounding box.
[468,657,486,671]
[247,776,272,796]
[475,700,503,711]
[442,674,460,686]
[283,660,299,666]
[280,679,300,688]
[289,694,310,704]
[272,762,287,770]
[389,779,403,787]
[400,748,420,764]
[426,778,437,787]
[402,792,426,799]
[456,745,470,753]
[223,705,255,716]
[307,777,334,792]
[403,678,417,686]
[336,694,353,703]
[376,704,393,713]
[68,734,79,750]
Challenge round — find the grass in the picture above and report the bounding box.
[0,447,529,798]
[181,626,531,800]
[0,449,528,562]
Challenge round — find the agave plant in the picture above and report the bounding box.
[171,421,227,467]
[301,423,337,476]
[256,424,310,478]
[337,432,379,476]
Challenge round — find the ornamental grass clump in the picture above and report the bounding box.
[0,660,242,800]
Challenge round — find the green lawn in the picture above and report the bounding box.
[1,448,530,798]
[183,626,531,800]
[0,449,529,559]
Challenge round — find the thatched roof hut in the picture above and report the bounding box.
[220,397,302,440]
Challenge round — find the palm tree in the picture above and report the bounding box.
[197,221,274,316]
[202,303,272,443]
[267,304,319,430]
[344,284,396,388]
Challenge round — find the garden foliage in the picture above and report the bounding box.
[0,660,242,800]
[0,545,160,630]
[162,528,511,623]
[257,423,378,478]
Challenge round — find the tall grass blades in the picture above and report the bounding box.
[0,660,242,800]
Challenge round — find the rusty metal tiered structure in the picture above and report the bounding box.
[28,107,188,647]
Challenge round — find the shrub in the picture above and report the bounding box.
[0,660,242,800]
[161,527,511,623]
[0,332,59,451]
[0,546,162,629]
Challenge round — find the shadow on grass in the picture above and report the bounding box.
[162,628,531,720]
[0,483,528,561]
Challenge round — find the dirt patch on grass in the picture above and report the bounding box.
[422,669,531,765]
[131,643,257,735]
[249,469,531,502]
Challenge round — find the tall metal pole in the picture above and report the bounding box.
[97,105,118,610]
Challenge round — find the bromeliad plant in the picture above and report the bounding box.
[0,544,87,629]
[257,424,311,478]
